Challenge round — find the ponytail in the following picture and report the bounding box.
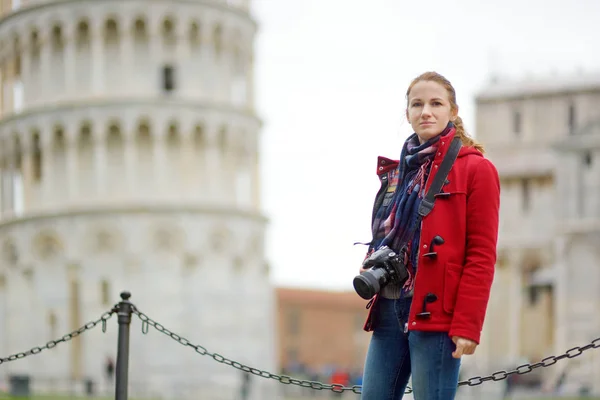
[454,116,485,154]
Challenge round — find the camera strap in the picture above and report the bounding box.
[401,136,462,249]
[418,136,462,218]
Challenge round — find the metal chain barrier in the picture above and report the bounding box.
[133,306,600,395]
[133,307,362,394]
[458,338,600,388]
[2,293,600,397]
[0,307,117,366]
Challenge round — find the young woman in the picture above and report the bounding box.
[359,72,500,400]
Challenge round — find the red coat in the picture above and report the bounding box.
[364,129,500,344]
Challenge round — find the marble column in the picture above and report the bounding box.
[93,125,106,198]
[205,124,221,202]
[152,128,167,197]
[65,126,79,203]
[19,133,33,211]
[123,123,137,198]
[90,19,104,96]
[508,250,523,362]
[40,127,53,209]
[62,21,76,101]
[39,31,51,105]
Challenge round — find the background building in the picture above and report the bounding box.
[470,72,600,395]
[0,0,277,399]
[276,287,370,376]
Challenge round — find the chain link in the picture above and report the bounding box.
[133,307,600,395]
[458,339,600,388]
[0,307,117,366]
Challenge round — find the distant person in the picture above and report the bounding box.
[105,356,115,383]
[356,72,500,399]
[330,369,349,398]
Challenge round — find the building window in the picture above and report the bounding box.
[101,280,110,305]
[513,110,522,136]
[162,65,175,92]
[568,103,576,134]
[521,179,530,211]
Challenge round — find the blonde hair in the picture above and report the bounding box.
[406,71,485,153]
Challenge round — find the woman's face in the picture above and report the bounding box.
[406,80,457,143]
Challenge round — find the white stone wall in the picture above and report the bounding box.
[0,102,261,216]
[0,210,276,398]
[0,1,278,399]
[0,0,261,219]
[470,77,600,393]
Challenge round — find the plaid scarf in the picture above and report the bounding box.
[371,123,453,292]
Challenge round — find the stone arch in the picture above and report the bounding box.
[31,129,42,182]
[136,117,152,142]
[131,16,149,75]
[52,125,67,185]
[77,121,94,195]
[78,120,93,143]
[11,34,20,74]
[50,23,64,51]
[189,20,200,48]
[132,16,148,41]
[193,123,205,150]
[52,124,66,151]
[75,19,91,49]
[166,120,180,147]
[106,120,123,148]
[232,32,244,69]
[212,23,223,55]
[217,124,228,153]
[0,137,6,160]
[49,23,66,95]
[9,31,19,51]
[90,226,122,254]
[105,120,125,192]
[104,17,120,46]
[151,223,184,252]
[32,230,64,260]
[210,224,231,252]
[29,28,40,65]
[134,117,153,192]
[1,236,19,265]
[161,15,176,45]
[12,133,22,171]
[165,121,181,186]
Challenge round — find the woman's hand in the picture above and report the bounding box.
[451,336,478,358]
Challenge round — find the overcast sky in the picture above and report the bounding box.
[251,0,600,291]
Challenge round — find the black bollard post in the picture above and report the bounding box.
[115,291,133,400]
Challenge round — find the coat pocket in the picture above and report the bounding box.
[443,262,463,314]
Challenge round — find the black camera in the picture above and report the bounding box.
[353,246,409,300]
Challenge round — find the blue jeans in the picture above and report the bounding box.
[361,297,461,400]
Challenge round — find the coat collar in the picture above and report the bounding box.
[376,127,459,177]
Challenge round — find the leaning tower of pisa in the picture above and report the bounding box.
[0,0,277,399]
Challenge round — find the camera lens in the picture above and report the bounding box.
[353,268,387,300]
